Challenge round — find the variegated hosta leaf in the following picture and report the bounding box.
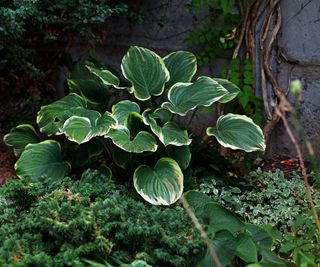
[214,78,241,103]
[142,109,191,146]
[4,124,41,157]
[167,145,191,170]
[37,93,86,135]
[162,76,228,116]
[163,51,197,88]
[133,157,183,205]
[62,109,116,144]
[106,126,158,153]
[85,64,120,87]
[206,113,265,152]
[15,140,71,181]
[68,61,118,104]
[112,100,141,125]
[121,46,170,101]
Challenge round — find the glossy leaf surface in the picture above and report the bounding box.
[134,157,183,205]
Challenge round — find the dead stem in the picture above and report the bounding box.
[180,195,222,267]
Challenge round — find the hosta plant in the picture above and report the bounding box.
[4,46,265,206]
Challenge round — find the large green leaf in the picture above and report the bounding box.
[106,126,157,153]
[121,46,170,101]
[4,124,41,157]
[85,64,120,87]
[204,202,245,236]
[167,145,191,170]
[206,113,265,152]
[259,251,290,267]
[133,157,183,205]
[37,93,87,135]
[236,232,258,263]
[142,109,191,146]
[214,78,241,103]
[162,76,228,116]
[184,190,212,218]
[112,100,140,125]
[200,230,237,267]
[62,109,116,144]
[163,51,197,88]
[15,140,71,181]
[245,224,273,250]
[68,61,118,104]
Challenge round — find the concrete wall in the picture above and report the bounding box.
[268,0,320,160]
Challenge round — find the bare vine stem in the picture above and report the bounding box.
[274,104,320,232]
[180,195,222,267]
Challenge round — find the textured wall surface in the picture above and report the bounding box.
[268,0,320,160]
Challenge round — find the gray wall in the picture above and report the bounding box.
[268,0,320,161]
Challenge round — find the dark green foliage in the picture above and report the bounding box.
[221,59,264,125]
[185,0,240,65]
[0,169,204,266]
[0,0,128,74]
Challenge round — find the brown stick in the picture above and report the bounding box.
[180,195,222,267]
[275,106,320,232]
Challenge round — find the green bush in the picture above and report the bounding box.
[0,169,205,267]
[0,1,128,75]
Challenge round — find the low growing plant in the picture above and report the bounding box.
[4,46,265,206]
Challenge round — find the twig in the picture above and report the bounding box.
[180,195,222,267]
[274,105,320,232]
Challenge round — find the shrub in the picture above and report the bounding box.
[0,169,204,267]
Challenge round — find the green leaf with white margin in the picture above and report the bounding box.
[162,76,228,116]
[112,100,140,125]
[142,109,191,146]
[62,108,116,144]
[15,140,71,181]
[163,51,197,88]
[85,64,120,87]
[133,157,183,205]
[37,93,86,135]
[107,126,158,153]
[167,145,191,170]
[121,46,170,101]
[206,113,265,152]
[68,61,117,104]
[214,78,241,103]
[4,124,41,157]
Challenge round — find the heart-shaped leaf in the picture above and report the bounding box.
[112,100,140,125]
[204,202,245,235]
[236,232,258,263]
[62,108,116,144]
[121,46,170,101]
[37,93,86,135]
[68,61,118,104]
[206,113,265,152]
[4,124,41,157]
[15,140,71,181]
[214,78,241,103]
[162,76,228,116]
[107,126,158,153]
[201,230,237,267]
[167,145,191,170]
[163,51,197,88]
[142,109,191,146]
[133,157,183,205]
